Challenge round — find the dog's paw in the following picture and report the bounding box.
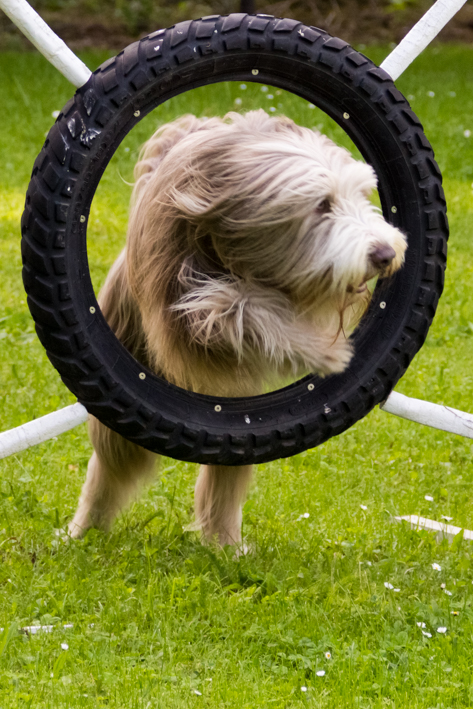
[234,542,254,558]
[67,521,86,539]
[318,337,353,375]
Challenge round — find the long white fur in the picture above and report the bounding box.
[68,110,407,546]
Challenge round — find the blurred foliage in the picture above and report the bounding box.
[25,0,424,35]
[28,0,240,33]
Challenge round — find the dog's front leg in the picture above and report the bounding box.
[68,416,158,538]
[194,463,253,546]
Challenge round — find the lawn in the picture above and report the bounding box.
[1,41,473,708]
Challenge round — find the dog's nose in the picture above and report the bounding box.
[369,244,396,270]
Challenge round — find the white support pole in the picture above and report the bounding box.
[380,0,468,81]
[380,391,473,439]
[0,0,91,87]
[0,403,89,460]
[394,515,473,542]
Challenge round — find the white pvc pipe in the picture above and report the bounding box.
[0,403,89,459]
[394,515,473,542]
[380,391,473,439]
[381,0,468,80]
[0,0,91,87]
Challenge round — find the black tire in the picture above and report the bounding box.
[21,14,448,465]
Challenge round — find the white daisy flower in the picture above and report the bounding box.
[301,686,308,692]
[425,495,434,502]
[61,643,69,650]
[192,689,202,695]
[384,582,394,590]
[234,98,242,106]
[437,627,447,634]
[464,130,471,138]
[427,91,435,97]
[441,516,453,521]
[316,670,325,677]
[360,504,368,510]
[52,110,60,119]
[325,652,331,659]
[422,630,432,638]
[444,589,452,596]
[432,563,441,571]
[416,622,426,628]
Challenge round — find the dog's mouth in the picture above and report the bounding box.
[346,281,369,295]
[347,263,392,295]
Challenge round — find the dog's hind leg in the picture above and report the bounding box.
[68,247,158,538]
[68,416,158,538]
[194,464,253,546]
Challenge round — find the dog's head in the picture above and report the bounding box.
[133,110,406,315]
[127,110,407,384]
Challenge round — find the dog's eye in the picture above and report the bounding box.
[317,198,332,215]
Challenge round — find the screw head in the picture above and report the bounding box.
[252,69,259,75]
[139,372,146,380]
[380,301,387,309]
[307,383,315,391]
[214,404,222,412]
[343,112,350,120]
[89,306,96,314]
[391,205,397,213]
[134,110,140,117]
[80,215,86,223]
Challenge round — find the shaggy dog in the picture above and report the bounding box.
[68,109,407,545]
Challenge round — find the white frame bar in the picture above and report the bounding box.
[381,0,469,80]
[380,392,473,439]
[394,515,473,542]
[0,403,88,459]
[0,0,91,87]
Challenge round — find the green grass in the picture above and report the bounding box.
[1,44,473,707]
